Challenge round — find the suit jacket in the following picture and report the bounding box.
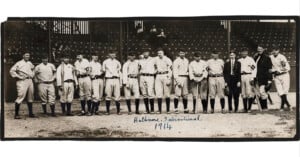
[254,53,273,85]
[223,59,241,84]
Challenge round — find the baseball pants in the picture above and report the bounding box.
[274,73,290,96]
[78,77,92,100]
[241,74,255,98]
[124,78,140,99]
[139,76,155,98]
[60,82,74,103]
[174,76,189,99]
[38,83,55,104]
[155,74,171,98]
[15,79,34,104]
[91,78,104,102]
[208,77,225,98]
[105,78,120,101]
[191,79,208,100]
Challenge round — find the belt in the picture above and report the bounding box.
[105,76,119,79]
[17,77,31,81]
[40,81,53,84]
[64,79,74,83]
[209,74,223,77]
[141,73,155,77]
[128,75,138,79]
[157,71,168,75]
[241,72,252,75]
[77,74,88,78]
[275,72,287,76]
[178,75,188,77]
[91,75,104,80]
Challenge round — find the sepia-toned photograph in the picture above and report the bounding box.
[1,17,299,140]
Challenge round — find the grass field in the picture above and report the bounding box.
[3,92,297,139]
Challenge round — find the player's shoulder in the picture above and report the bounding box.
[278,53,287,58]
[207,58,213,62]
[47,62,56,67]
[189,60,196,64]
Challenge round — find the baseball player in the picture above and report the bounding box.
[269,46,291,111]
[75,54,92,116]
[223,51,241,113]
[123,52,140,114]
[34,56,57,116]
[139,51,156,114]
[89,55,104,115]
[56,55,78,116]
[254,45,273,111]
[173,50,189,114]
[153,48,172,114]
[189,52,209,113]
[238,48,256,112]
[207,51,226,113]
[10,52,36,119]
[103,51,122,115]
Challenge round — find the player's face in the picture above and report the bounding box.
[194,56,201,61]
[212,53,219,59]
[139,55,144,59]
[92,56,98,61]
[241,51,248,58]
[63,58,69,64]
[77,55,83,61]
[109,53,116,59]
[257,47,264,54]
[272,50,279,56]
[42,58,48,64]
[229,53,236,60]
[179,51,185,58]
[157,50,164,58]
[143,52,149,58]
[128,55,135,61]
[23,53,30,61]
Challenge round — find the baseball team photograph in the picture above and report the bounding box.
[1,17,298,139]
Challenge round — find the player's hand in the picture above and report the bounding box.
[250,80,255,86]
[17,76,25,80]
[237,82,241,87]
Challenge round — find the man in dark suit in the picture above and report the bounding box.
[224,51,241,113]
[254,46,273,111]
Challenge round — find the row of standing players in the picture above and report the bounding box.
[9,46,291,119]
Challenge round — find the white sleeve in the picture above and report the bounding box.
[122,62,128,84]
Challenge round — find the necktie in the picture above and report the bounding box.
[231,60,234,75]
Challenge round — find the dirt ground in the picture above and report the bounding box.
[3,92,297,138]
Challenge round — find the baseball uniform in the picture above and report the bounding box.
[153,55,172,113]
[75,58,92,114]
[173,57,189,113]
[189,60,208,113]
[10,59,35,118]
[103,58,122,114]
[56,62,78,115]
[207,58,226,113]
[270,53,291,109]
[34,62,56,116]
[89,60,104,114]
[123,59,140,114]
[139,56,156,113]
[238,56,256,111]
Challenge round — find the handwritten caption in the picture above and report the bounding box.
[133,115,201,130]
